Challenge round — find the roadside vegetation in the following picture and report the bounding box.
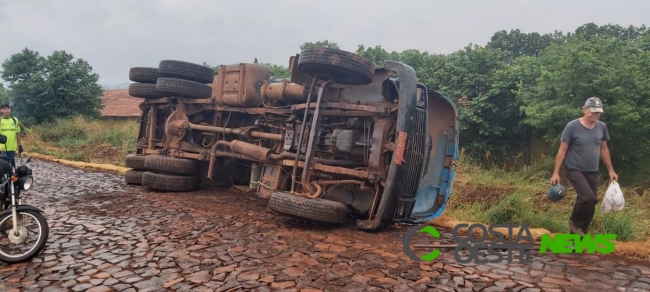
[447,150,649,242]
[22,116,138,166]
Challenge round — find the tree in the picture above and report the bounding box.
[0,84,10,106]
[356,44,394,68]
[1,48,104,124]
[517,35,650,180]
[486,29,565,62]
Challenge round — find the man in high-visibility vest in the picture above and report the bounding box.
[0,103,22,167]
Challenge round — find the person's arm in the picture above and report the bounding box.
[553,142,569,175]
[16,120,22,153]
[600,141,614,172]
[553,124,572,175]
[600,124,616,180]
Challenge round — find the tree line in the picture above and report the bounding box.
[2,22,649,185]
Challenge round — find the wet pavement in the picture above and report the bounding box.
[1,159,650,292]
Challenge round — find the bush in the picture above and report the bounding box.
[38,116,87,144]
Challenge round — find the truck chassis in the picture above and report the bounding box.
[122,47,460,232]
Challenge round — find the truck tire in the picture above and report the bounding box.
[124,154,147,170]
[124,169,144,185]
[158,60,215,84]
[267,191,349,225]
[298,47,375,86]
[141,171,198,192]
[129,67,159,84]
[129,83,166,99]
[143,154,198,175]
[155,77,212,99]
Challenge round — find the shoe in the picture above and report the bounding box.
[568,220,585,237]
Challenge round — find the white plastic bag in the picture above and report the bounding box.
[601,181,625,213]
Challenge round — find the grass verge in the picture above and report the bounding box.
[22,115,138,166]
[431,149,650,260]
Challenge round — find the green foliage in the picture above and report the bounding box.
[486,28,566,61]
[447,151,650,241]
[300,40,339,50]
[38,117,87,144]
[517,35,650,181]
[0,84,10,106]
[262,63,291,79]
[25,116,139,165]
[1,48,104,124]
[202,62,219,72]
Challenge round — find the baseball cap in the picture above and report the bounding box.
[584,97,603,113]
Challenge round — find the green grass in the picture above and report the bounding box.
[23,115,139,166]
[446,149,650,242]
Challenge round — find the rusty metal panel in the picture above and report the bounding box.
[213,63,271,107]
[256,165,286,198]
[394,131,408,165]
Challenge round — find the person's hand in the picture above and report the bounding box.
[18,145,23,153]
[550,172,560,185]
[609,170,618,182]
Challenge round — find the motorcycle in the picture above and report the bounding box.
[0,133,48,263]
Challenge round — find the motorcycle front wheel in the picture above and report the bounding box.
[0,209,49,263]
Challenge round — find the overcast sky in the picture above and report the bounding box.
[1,0,648,88]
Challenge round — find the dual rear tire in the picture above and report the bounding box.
[123,154,198,192]
[128,60,215,100]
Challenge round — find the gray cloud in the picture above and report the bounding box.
[1,0,648,87]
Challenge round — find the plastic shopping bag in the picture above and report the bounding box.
[601,181,625,214]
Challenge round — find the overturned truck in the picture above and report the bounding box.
[124,47,459,231]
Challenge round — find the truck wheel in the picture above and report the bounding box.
[267,191,349,225]
[129,67,159,84]
[298,47,375,86]
[158,60,215,84]
[141,171,198,192]
[143,154,198,175]
[124,154,147,170]
[124,169,144,185]
[155,77,212,99]
[129,83,166,99]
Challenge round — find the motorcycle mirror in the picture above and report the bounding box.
[0,134,6,144]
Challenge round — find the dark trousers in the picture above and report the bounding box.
[566,169,599,233]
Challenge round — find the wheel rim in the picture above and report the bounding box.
[0,212,44,259]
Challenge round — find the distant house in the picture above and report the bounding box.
[100,89,142,120]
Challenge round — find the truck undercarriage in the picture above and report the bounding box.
[123,47,460,232]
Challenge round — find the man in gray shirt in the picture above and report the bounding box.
[551,97,618,237]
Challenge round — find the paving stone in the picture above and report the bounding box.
[1,159,650,291]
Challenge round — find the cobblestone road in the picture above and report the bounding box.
[1,159,650,292]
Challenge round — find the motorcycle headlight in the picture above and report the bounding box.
[20,176,33,190]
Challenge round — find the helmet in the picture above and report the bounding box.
[548,184,567,202]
